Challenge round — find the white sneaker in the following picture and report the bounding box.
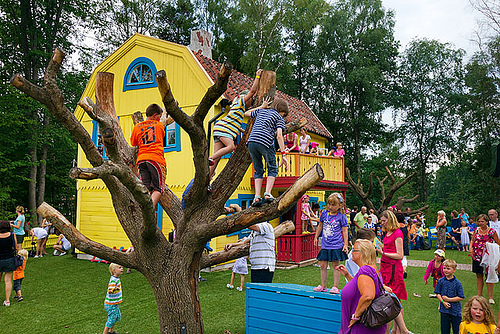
[59,252,67,256]
[236,287,243,292]
[490,298,495,304]
[226,284,234,289]
[34,255,39,258]
[429,293,437,298]
[53,250,61,256]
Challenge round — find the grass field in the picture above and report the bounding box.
[0,248,496,334]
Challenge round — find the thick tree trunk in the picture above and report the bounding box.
[36,114,49,224]
[147,250,204,334]
[28,140,37,223]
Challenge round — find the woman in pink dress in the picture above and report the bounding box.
[377,210,408,334]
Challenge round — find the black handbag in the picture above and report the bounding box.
[359,271,402,328]
[11,235,24,268]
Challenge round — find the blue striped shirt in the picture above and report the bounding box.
[246,108,285,148]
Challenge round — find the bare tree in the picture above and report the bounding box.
[11,48,323,334]
[346,166,428,215]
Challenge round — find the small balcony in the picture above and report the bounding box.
[251,152,347,190]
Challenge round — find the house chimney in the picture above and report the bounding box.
[189,29,212,59]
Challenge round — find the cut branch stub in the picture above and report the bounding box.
[95,72,117,118]
[255,70,276,106]
[132,111,144,125]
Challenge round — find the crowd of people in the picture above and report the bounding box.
[0,206,72,308]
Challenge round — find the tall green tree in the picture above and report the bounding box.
[279,0,329,100]
[314,0,399,175]
[155,0,198,45]
[393,39,465,202]
[0,0,88,222]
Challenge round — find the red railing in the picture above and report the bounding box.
[276,233,320,263]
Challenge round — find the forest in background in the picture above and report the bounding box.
[0,0,499,223]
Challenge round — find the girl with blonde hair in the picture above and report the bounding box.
[313,193,348,294]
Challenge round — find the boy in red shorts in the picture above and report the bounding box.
[130,103,171,208]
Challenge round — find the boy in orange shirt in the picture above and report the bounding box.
[130,104,172,208]
[13,249,28,302]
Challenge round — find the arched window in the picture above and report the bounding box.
[123,57,158,91]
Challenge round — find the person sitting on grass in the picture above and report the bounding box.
[53,233,72,256]
[103,263,123,334]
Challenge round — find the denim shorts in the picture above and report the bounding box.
[13,278,23,292]
[247,141,278,179]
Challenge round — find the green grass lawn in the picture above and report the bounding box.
[0,247,495,334]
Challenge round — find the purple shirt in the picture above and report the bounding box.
[340,265,387,334]
[320,211,348,249]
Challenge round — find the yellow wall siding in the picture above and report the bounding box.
[74,34,333,258]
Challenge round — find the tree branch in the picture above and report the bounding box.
[37,202,136,268]
[345,168,377,212]
[200,221,295,269]
[192,62,233,125]
[10,49,104,167]
[205,163,323,239]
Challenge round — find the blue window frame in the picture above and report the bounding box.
[163,122,181,152]
[92,120,109,160]
[123,57,158,91]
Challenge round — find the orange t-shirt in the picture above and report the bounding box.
[130,120,166,166]
[13,259,26,280]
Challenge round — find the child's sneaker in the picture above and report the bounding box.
[236,287,243,292]
[329,286,340,294]
[226,284,234,289]
[313,285,327,292]
[2,300,10,306]
[208,158,215,166]
[489,298,495,304]
[53,250,61,256]
[429,293,437,298]
[59,251,67,256]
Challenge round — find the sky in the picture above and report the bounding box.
[383,0,482,58]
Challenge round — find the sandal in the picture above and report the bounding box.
[17,296,24,302]
[313,285,327,292]
[329,286,340,294]
[263,192,275,204]
[251,196,263,207]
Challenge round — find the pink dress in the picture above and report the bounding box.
[301,203,311,220]
[380,229,407,300]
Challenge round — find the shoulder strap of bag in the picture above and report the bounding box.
[11,233,16,251]
[366,265,385,295]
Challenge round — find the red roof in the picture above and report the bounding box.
[193,51,333,139]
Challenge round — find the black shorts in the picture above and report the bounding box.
[251,269,274,283]
[15,234,25,245]
[138,161,166,193]
[472,260,484,274]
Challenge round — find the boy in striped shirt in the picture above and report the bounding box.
[103,263,123,334]
[244,97,289,207]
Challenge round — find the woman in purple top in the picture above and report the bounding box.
[336,239,387,333]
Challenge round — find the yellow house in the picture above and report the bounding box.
[74,33,347,263]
